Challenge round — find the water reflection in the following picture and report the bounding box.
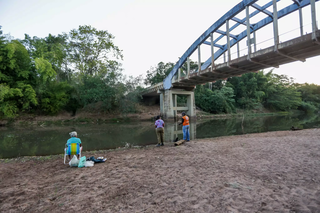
[164,123,196,142]
[1,114,320,158]
[0,123,158,159]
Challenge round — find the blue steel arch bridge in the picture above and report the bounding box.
[142,0,320,119]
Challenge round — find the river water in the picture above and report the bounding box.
[1,113,320,158]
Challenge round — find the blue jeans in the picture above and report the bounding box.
[182,125,190,141]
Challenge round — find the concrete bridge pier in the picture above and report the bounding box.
[159,89,196,119]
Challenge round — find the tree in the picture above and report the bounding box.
[119,75,145,114]
[22,33,70,82]
[144,62,174,86]
[227,71,267,109]
[195,85,235,113]
[144,60,198,86]
[295,83,320,113]
[22,34,73,115]
[263,73,301,111]
[76,75,122,111]
[0,29,37,118]
[65,25,123,78]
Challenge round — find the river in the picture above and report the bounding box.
[1,113,320,158]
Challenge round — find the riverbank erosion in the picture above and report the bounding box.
[1,129,320,212]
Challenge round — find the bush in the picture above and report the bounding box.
[298,101,317,113]
[195,86,235,114]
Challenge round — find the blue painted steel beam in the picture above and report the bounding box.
[164,0,280,89]
[203,41,225,49]
[163,0,316,90]
[202,1,279,56]
[251,3,273,17]
[292,0,301,6]
[163,0,259,90]
[202,0,317,69]
[200,0,319,71]
[231,17,247,25]
[206,0,281,53]
[216,29,238,39]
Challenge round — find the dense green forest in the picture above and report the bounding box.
[1,25,320,119]
[145,62,320,114]
[0,25,144,119]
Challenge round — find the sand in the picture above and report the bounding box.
[1,129,320,212]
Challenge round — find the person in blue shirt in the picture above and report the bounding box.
[66,131,82,160]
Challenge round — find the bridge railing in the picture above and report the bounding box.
[163,0,320,90]
[221,20,319,64]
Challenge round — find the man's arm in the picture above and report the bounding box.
[179,117,184,125]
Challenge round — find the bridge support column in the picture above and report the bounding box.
[159,93,164,114]
[186,91,195,117]
[161,89,196,119]
[162,90,174,119]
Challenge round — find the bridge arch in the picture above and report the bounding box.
[163,0,320,90]
[143,0,320,118]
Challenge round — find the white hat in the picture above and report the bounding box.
[69,131,77,137]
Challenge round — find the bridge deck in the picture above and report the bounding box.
[143,30,320,96]
[173,30,320,87]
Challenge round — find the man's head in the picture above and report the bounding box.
[182,112,186,116]
[156,115,160,120]
[69,131,77,137]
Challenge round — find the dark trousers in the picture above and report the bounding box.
[156,127,164,144]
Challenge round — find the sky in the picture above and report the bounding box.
[1,0,320,85]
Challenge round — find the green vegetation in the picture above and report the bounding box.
[0,25,143,119]
[145,59,320,115]
[1,24,319,120]
[196,70,320,114]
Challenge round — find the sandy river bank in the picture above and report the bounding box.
[1,129,320,212]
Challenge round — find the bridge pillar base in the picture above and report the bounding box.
[161,89,196,119]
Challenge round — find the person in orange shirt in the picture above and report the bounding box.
[179,112,190,142]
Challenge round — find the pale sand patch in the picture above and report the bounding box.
[1,129,320,212]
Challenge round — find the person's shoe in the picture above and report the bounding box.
[187,140,190,142]
[160,143,164,146]
[156,144,161,147]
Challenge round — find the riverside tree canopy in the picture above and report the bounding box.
[0,25,143,118]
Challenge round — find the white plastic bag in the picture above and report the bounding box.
[85,161,94,167]
[78,156,86,168]
[69,155,79,167]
